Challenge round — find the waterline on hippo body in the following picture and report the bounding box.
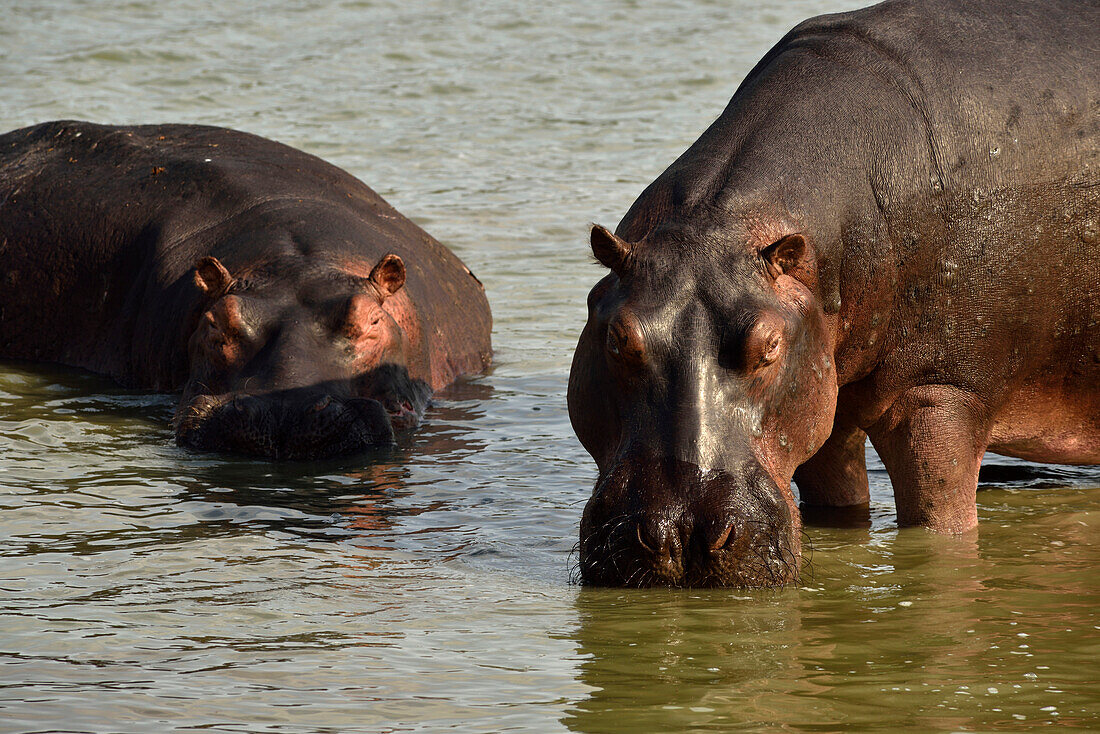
[173,367,432,460]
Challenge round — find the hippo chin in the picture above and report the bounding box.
[569,0,1098,587]
[175,369,433,461]
[0,121,491,460]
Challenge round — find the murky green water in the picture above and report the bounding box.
[0,1,1097,731]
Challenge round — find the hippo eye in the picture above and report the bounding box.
[197,308,251,367]
[746,320,785,371]
[343,293,389,339]
[724,313,785,372]
[605,314,644,365]
[760,332,782,366]
[606,328,621,356]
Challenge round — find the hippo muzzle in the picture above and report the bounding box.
[578,452,801,588]
[175,389,392,460]
[174,367,431,461]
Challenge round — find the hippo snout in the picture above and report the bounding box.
[174,388,399,460]
[578,458,801,588]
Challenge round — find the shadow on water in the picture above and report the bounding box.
[799,502,872,529]
[977,460,1094,489]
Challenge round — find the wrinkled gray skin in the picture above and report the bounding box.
[570,0,1098,587]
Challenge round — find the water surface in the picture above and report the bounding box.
[1,1,1097,731]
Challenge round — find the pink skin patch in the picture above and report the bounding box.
[197,294,251,372]
[338,257,428,384]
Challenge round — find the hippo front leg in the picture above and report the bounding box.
[793,421,870,507]
[867,385,989,533]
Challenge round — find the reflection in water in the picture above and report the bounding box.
[977,461,1093,489]
[1,360,493,553]
[564,512,1099,732]
[565,587,806,732]
[799,501,872,530]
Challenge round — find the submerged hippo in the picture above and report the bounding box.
[0,121,491,459]
[570,0,1098,587]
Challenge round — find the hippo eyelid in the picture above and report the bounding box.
[232,318,258,343]
[607,333,620,355]
[758,331,783,366]
[606,314,646,365]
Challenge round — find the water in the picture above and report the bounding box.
[0,1,1097,731]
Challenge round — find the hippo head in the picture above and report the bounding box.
[173,253,430,460]
[569,223,837,587]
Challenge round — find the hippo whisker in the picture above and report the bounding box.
[623,565,646,588]
[796,530,815,586]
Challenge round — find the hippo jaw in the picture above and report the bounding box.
[173,367,431,461]
[577,452,801,588]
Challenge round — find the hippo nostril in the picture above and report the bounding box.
[310,395,332,414]
[708,522,734,552]
[635,517,681,563]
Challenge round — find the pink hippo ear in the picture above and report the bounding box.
[590,224,632,272]
[760,234,810,280]
[193,256,235,297]
[369,253,406,298]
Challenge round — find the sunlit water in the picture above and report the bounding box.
[0,1,1097,731]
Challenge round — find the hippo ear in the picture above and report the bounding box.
[591,224,632,272]
[369,253,406,298]
[760,234,808,279]
[193,256,235,297]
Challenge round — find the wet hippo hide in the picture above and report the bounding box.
[570,0,1098,586]
[0,121,492,459]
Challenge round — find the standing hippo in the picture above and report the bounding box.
[0,121,491,460]
[570,0,1098,587]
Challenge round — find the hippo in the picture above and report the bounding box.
[569,0,1098,587]
[0,121,491,460]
